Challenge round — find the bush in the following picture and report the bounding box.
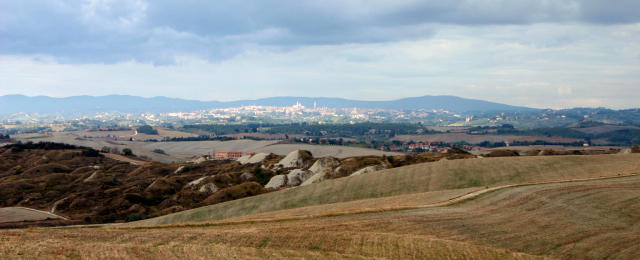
[447,147,471,155]
[137,125,158,135]
[125,213,147,222]
[81,148,103,157]
[485,149,520,157]
[122,148,134,156]
[253,167,273,186]
[632,146,640,153]
[202,182,266,205]
[152,149,166,154]
[104,214,118,223]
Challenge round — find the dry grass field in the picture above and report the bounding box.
[2,174,639,259]
[2,153,640,259]
[393,133,582,144]
[253,143,403,158]
[14,132,397,162]
[0,207,65,223]
[135,153,640,225]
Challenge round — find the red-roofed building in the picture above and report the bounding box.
[215,151,243,160]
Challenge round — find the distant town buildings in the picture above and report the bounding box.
[215,151,244,160]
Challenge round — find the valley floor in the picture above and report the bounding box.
[2,174,639,259]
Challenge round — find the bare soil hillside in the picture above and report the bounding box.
[0,143,277,224]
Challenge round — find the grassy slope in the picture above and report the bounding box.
[136,153,640,225]
[404,174,640,259]
[0,207,65,223]
[4,174,639,259]
[0,226,541,259]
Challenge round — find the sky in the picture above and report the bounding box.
[1,0,639,109]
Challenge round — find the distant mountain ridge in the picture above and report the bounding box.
[0,94,536,115]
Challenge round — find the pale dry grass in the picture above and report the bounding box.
[254,143,403,158]
[4,175,640,259]
[136,154,640,226]
[393,133,582,144]
[156,128,199,138]
[0,207,65,223]
[1,223,542,260]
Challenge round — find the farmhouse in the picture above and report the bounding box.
[215,151,244,160]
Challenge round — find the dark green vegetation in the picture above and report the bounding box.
[466,123,640,145]
[484,149,520,157]
[183,122,431,137]
[122,148,134,156]
[137,125,158,135]
[182,121,640,146]
[161,136,235,142]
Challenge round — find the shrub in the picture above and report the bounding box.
[104,214,118,223]
[485,149,520,157]
[137,125,158,135]
[122,148,134,156]
[253,167,273,186]
[152,149,166,154]
[81,148,103,157]
[125,213,147,222]
[447,147,471,155]
[202,182,266,205]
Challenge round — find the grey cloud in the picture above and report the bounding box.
[1,0,639,64]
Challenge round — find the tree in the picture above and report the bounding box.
[122,148,134,156]
[137,125,158,135]
[152,149,166,154]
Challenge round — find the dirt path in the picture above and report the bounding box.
[425,172,640,208]
[127,172,640,228]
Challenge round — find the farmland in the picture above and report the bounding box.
[2,172,639,259]
[13,132,398,163]
[2,144,640,259]
[134,153,640,225]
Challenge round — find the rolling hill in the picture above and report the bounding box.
[3,154,639,259]
[0,94,535,115]
[133,153,640,226]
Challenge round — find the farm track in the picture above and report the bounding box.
[132,153,640,226]
[127,172,640,229]
[5,169,640,259]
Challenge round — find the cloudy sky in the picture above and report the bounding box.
[1,0,639,109]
